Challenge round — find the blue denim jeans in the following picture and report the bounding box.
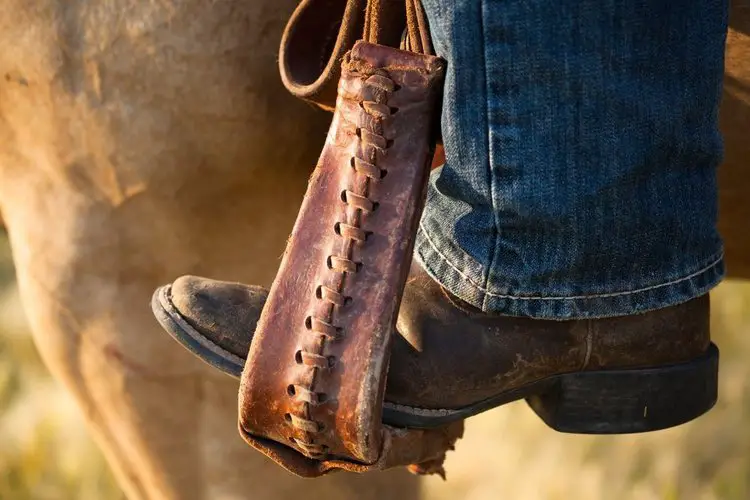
[416,0,728,319]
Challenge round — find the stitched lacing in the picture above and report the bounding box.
[286,72,398,459]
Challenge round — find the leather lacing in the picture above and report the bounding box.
[286,70,397,459]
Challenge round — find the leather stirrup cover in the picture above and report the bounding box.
[238,41,460,477]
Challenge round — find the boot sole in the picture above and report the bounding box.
[525,343,719,434]
[152,285,247,378]
[153,284,719,434]
[385,343,718,433]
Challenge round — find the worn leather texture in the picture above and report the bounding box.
[387,262,711,410]
[238,41,450,476]
[160,263,711,415]
[170,275,268,360]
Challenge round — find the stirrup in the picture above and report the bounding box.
[238,0,461,478]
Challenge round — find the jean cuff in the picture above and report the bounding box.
[414,224,725,320]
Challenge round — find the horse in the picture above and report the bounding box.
[0,1,748,498]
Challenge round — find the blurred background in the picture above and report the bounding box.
[0,231,123,499]
[1,226,749,499]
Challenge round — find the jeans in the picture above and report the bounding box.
[416,0,728,319]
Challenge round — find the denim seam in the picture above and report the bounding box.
[478,0,498,311]
[418,219,723,300]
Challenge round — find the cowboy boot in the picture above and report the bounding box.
[152,258,718,433]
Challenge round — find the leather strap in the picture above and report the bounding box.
[279,0,366,112]
[279,0,433,111]
[403,0,433,54]
[365,0,432,55]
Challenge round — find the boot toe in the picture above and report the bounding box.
[152,275,267,378]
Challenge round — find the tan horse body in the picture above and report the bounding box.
[0,1,747,499]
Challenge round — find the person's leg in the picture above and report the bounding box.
[418,0,728,318]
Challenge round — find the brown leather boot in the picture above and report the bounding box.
[152,261,718,434]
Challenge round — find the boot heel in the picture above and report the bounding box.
[526,343,719,434]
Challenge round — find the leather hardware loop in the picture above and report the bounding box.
[362,101,391,119]
[342,190,376,212]
[328,255,360,273]
[307,316,343,340]
[297,350,332,369]
[290,385,325,405]
[365,74,396,92]
[351,157,384,179]
[359,128,388,150]
[317,285,348,306]
[335,221,369,242]
[288,413,322,433]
